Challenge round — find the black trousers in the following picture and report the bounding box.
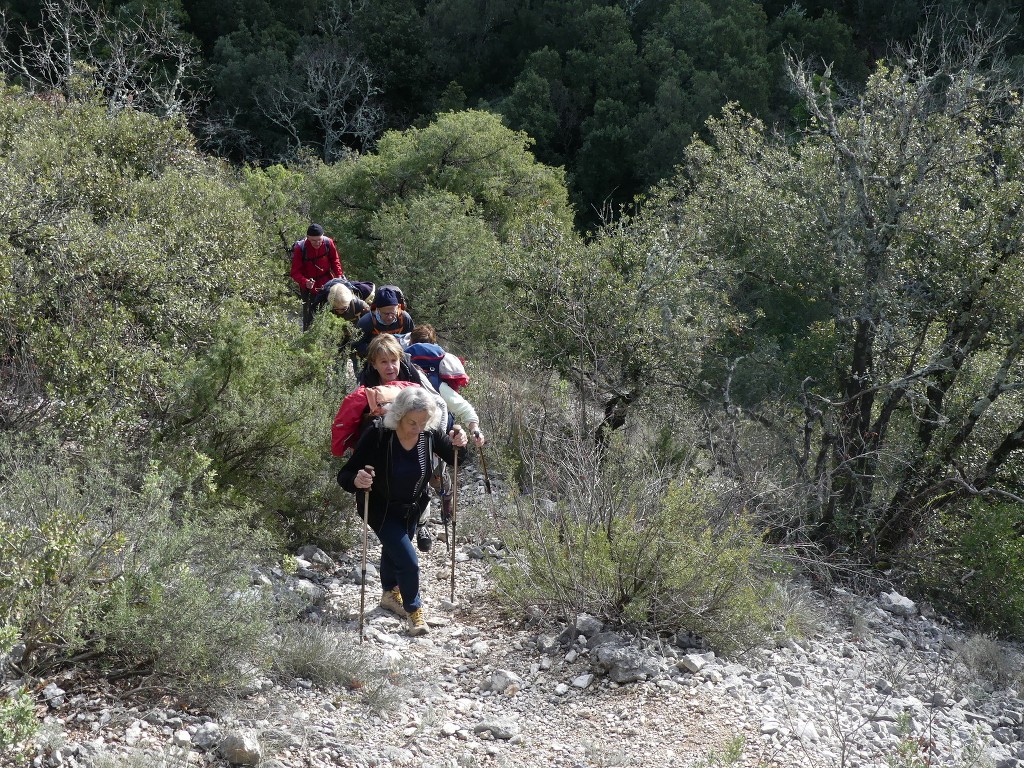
[300,289,315,331]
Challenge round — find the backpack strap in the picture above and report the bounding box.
[370,312,410,335]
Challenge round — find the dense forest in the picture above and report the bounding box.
[3,0,1023,219]
[3,0,1024,750]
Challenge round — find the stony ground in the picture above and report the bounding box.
[15,480,1024,768]
[230,545,756,768]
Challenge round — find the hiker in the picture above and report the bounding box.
[308,278,371,322]
[353,285,414,358]
[361,334,439,389]
[337,386,468,636]
[291,223,344,331]
[332,334,450,456]
[405,324,485,449]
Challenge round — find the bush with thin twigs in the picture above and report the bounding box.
[270,624,405,712]
[97,508,279,700]
[493,432,781,655]
[953,634,1022,692]
[769,580,826,640]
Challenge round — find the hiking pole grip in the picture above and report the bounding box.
[359,489,369,643]
[450,451,458,603]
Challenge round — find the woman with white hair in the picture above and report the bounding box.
[337,386,468,636]
[327,280,370,320]
[308,278,371,323]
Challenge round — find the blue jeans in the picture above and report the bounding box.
[374,513,421,612]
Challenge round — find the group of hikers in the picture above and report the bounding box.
[291,223,486,638]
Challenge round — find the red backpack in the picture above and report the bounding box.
[331,381,420,455]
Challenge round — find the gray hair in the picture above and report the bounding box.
[383,386,443,431]
[328,282,355,313]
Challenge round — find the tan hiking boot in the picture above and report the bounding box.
[379,587,407,617]
[407,607,429,636]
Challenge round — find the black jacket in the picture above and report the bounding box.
[337,424,465,530]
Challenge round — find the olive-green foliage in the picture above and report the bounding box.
[916,502,1024,638]
[0,73,348,703]
[494,437,778,654]
[0,433,137,666]
[0,688,37,764]
[504,196,730,442]
[0,432,279,700]
[0,81,338,541]
[0,80,283,435]
[98,503,277,700]
[239,162,317,264]
[155,303,346,535]
[669,38,1024,556]
[372,191,501,342]
[309,109,573,344]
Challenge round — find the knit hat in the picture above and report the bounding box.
[373,286,400,308]
[307,223,325,237]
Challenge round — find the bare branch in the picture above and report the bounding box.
[0,0,203,118]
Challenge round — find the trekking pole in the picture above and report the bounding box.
[358,489,369,643]
[474,432,492,495]
[474,432,499,523]
[450,450,458,603]
[443,484,452,554]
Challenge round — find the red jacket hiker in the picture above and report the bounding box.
[292,223,344,331]
[291,231,343,294]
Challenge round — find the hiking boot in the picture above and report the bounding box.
[416,524,433,552]
[407,607,429,636]
[379,587,407,617]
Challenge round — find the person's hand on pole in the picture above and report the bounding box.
[355,465,375,490]
[449,425,468,448]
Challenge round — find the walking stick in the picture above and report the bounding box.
[474,432,498,523]
[475,432,492,495]
[358,489,369,643]
[443,479,452,554]
[450,451,458,603]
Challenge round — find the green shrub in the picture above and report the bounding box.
[494,436,779,654]
[0,87,283,436]
[0,431,286,700]
[156,305,349,545]
[0,688,37,764]
[97,505,278,700]
[0,433,139,668]
[916,501,1024,639]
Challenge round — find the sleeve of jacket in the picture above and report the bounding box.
[290,242,306,286]
[328,238,344,278]
[439,382,478,427]
[337,427,380,493]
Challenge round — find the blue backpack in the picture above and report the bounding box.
[406,343,446,391]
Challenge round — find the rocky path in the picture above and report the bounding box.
[17,495,1024,768]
